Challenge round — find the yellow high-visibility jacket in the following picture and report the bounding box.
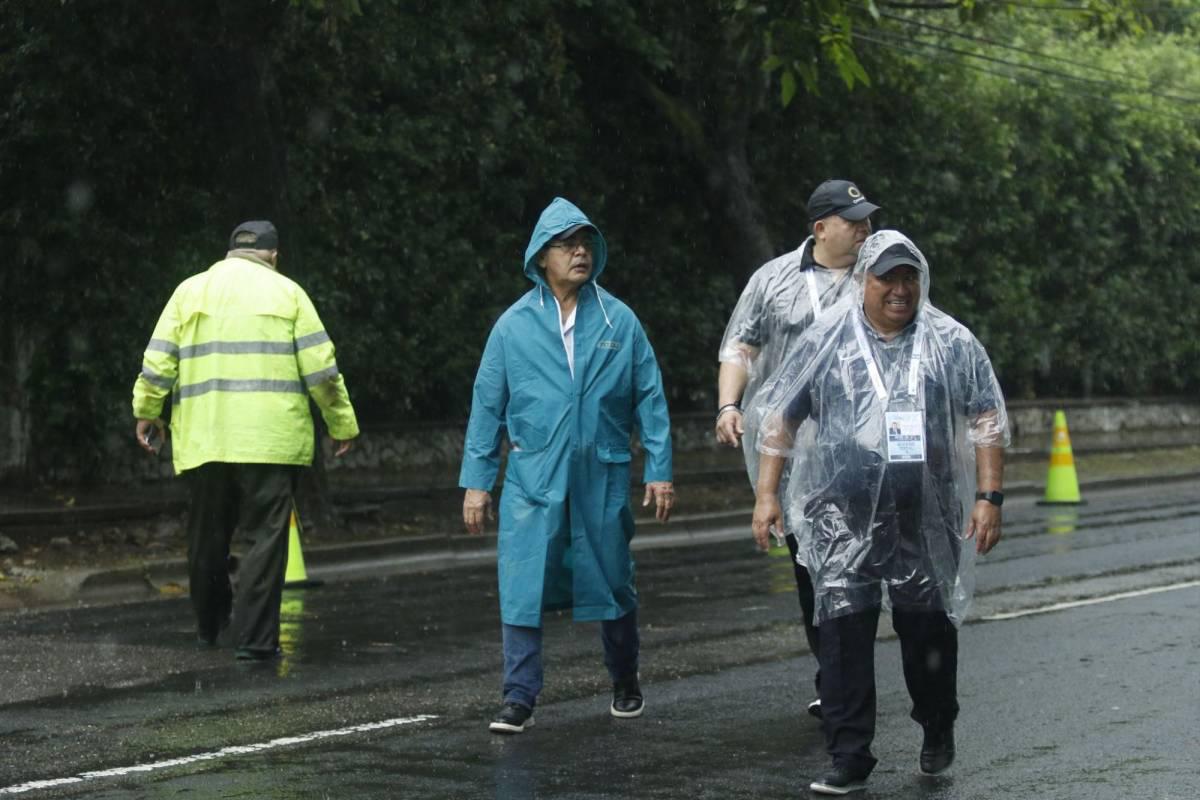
[131,253,359,474]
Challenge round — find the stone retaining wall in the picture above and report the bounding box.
[48,397,1200,485]
[329,396,1200,474]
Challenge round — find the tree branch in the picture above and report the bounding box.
[879,1,961,8]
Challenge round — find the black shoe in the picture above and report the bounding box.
[610,675,644,718]
[919,723,956,775]
[807,697,823,720]
[196,613,232,647]
[234,646,281,662]
[810,765,868,795]
[489,702,534,734]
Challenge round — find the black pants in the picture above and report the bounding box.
[818,603,959,775]
[785,532,821,695]
[816,465,959,775]
[185,462,298,652]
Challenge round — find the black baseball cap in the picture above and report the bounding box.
[552,223,595,241]
[229,220,279,250]
[868,243,922,276]
[806,179,881,222]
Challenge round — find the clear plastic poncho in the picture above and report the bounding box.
[718,238,856,498]
[745,230,1009,627]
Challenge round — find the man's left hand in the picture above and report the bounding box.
[135,418,166,455]
[643,481,675,523]
[966,500,1002,554]
[330,436,356,457]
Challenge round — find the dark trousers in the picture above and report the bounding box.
[818,603,959,775]
[501,609,640,710]
[185,462,298,652]
[785,533,821,695]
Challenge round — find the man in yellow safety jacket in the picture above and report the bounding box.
[132,220,358,660]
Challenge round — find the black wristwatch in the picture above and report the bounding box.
[716,402,741,421]
[975,490,1004,507]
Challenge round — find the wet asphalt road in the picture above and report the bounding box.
[0,480,1197,799]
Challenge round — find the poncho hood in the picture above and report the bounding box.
[853,229,932,319]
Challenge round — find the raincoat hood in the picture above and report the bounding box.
[523,197,609,287]
[853,229,931,318]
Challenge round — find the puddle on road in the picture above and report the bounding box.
[1045,508,1080,538]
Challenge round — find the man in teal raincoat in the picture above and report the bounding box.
[460,197,675,735]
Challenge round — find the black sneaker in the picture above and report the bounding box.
[810,765,868,795]
[489,702,534,734]
[807,697,823,720]
[919,723,956,775]
[196,613,232,647]
[610,675,644,718]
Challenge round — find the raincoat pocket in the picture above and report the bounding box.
[595,446,632,464]
[508,414,549,452]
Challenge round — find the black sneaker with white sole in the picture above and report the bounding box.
[810,765,869,795]
[489,702,534,734]
[610,675,644,718]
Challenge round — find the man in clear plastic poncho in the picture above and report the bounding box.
[747,230,1008,795]
[716,179,880,720]
[460,197,675,735]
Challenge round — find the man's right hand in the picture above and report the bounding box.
[715,408,744,447]
[750,493,782,552]
[463,489,493,535]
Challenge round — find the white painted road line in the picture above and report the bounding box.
[0,715,438,796]
[981,580,1200,621]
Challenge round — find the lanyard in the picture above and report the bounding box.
[805,257,850,321]
[852,313,924,405]
[805,269,823,320]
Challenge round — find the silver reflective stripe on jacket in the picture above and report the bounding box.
[146,339,179,357]
[140,367,175,389]
[302,365,340,387]
[176,378,306,401]
[179,340,298,359]
[294,331,331,350]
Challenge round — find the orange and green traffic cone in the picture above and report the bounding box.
[284,506,324,588]
[1039,410,1082,505]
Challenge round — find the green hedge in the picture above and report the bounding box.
[2,2,1196,478]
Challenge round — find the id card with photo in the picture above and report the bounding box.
[885,410,926,463]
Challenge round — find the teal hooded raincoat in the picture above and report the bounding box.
[459,198,673,627]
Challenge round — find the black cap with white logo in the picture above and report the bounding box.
[806,180,881,222]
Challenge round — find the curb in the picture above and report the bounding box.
[5,435,1199,530]
[7,469,1198,613]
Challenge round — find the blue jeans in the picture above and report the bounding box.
[501,609,640,709]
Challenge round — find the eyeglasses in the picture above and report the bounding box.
[547,233,596,252]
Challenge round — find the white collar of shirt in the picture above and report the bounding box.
[552,296,578,378]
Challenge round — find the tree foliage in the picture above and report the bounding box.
[0,0,1196,480]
